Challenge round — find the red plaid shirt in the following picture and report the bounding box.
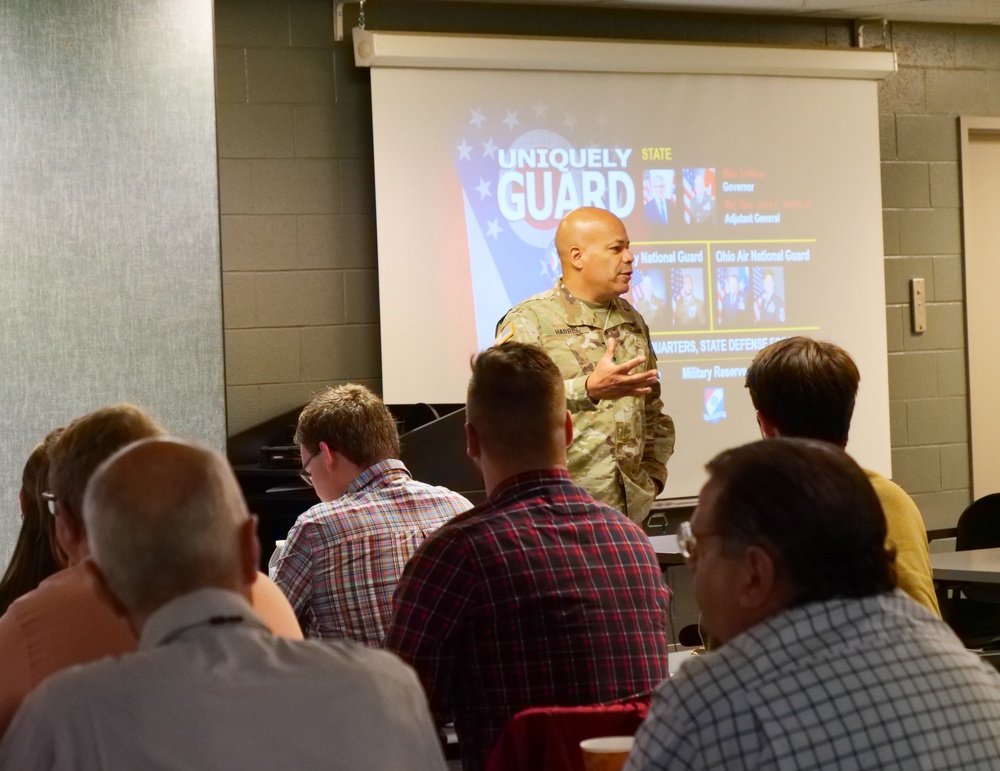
[274,460,472,646]
[385,469,670,771]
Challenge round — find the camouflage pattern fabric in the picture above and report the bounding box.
[496,279,675,523]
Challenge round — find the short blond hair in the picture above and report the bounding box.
[295,384,399,467]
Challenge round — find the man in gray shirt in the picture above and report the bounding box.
[0,437,446,771]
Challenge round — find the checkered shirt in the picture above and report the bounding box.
[385,469,671,771]
[627,591,1000,771]
[273,459,471,646]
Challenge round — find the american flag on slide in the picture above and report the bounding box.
[751,267,766,299]
[670,269,685,321]
[683,168,715,224]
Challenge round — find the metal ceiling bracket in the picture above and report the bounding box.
[334,1,355,42]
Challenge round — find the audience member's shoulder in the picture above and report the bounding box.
[420,503,484,539]
[286,636,423,692]
[16,640,133,714]
[291,500,339,528]
[864,469,917,507]
[590,499,653,537]
[411,480,474,509]
[2,562,97,619]
[249,574,303,640]
[651,649,750,729]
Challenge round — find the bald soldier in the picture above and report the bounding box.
[495,207,675,522]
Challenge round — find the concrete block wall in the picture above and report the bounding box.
[216,1,991,528]
[879,23,1000,529]
[216,0,379,435]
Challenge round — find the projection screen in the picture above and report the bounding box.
[358,30,895,499]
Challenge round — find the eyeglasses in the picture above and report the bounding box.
[299,449,320,487]
[677,520,724,559]
[41,492,58,517]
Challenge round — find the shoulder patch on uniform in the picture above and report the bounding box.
[494,324,514,346]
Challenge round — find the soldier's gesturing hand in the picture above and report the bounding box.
[585,338,659,402]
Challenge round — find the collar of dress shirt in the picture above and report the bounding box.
[139,588,264,650]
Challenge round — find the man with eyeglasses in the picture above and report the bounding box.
[0,404,302,735]
[0,438,447,771]
[626,439,1000,771]
[273,384,471,646]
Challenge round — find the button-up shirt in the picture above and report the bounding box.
[627,591,1000,771]
[274,459,472,645]
[0,589,448,771]
[386,469,670,771]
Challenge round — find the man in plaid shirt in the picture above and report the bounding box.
[273,384,471,646]
[385,343,670,771]
[627,439,1000,771]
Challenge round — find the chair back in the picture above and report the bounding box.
[957,493,1000,551]
[956,493,1000,603]
[485,699,650,771]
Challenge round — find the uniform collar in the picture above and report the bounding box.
[554,278,638,330]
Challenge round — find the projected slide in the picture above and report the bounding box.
[371,67,888,497]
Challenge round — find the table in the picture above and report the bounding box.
[931,548,1000,585]
[648,534,683,567]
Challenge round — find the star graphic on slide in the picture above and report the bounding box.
[503,110,520,131]
[486,218,503,240]
[456,139,472,161]
[563,113,577,131]
[533,103,548,119]
[470,108,486,128]
[475,177,492,199]
[482,137,498,158]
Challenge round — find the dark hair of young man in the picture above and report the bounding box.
[705,438,896,606]
[467,342,565,460]
[744,336,860,447]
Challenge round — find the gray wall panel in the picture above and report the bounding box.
[0,0,224,562]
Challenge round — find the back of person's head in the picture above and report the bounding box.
[744,336,860,446]
[295,384,399,468]
[0,427,65,615]
[705,438,895,607]
[84,438,253,620]
[48,404,166,521]
[468,343,566,461]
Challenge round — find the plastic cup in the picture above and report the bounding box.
[579,736,634,771]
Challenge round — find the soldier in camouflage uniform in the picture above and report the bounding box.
[495,207,675,523]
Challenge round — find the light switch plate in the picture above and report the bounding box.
[910,278,926,334]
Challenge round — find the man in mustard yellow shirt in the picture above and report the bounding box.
[744,337,940,616]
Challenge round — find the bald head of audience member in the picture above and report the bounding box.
[689,438,896,646]
[554,206,634,304]
[745,336,860,447]
[47,404,165,566]
[466,343,572,495]
[83,439,258,628]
